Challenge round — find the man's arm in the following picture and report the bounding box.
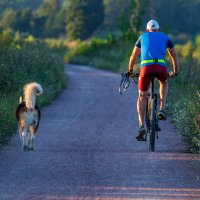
[128,46,141,71]
[167,48,179,75]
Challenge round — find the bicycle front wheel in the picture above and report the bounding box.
[149,97,156,152]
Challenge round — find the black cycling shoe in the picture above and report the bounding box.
[156,124,161,131]
[158,109,167,121]
[136,126,146,141]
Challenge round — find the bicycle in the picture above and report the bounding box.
[119,72,160,152]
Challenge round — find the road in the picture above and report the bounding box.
[0,64,199,200]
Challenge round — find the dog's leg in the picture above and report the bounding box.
[18,123,23,140]
[30,134,35,151]
[27,130,31,150]
[22,127,28,151]
[19,123,27,150]
[29,126,37,151]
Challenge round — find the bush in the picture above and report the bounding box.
[168,36,200,152]
[64,37,137,72]
[169,92,200,152]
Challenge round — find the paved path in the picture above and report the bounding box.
[0,64,199,200]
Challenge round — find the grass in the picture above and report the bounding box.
[65,37,139,72]
[0,33,67,146]
[167,58,200,152]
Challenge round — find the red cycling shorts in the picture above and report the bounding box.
[138,64,168,91]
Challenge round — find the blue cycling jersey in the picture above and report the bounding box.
[135,32,174,67]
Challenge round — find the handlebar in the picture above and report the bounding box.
[119,71,177,94]
[122,72,139,78]
[168,71,178,78]
[119,72,139,94]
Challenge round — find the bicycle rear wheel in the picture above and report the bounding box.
[149,96,156,152]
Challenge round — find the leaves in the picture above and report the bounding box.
[66,0,104,40]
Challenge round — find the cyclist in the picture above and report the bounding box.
[128,20,179,140]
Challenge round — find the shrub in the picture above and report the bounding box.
[171,92,200,152]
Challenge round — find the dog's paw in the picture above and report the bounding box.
[29,147,35,151]
[23,146,28,151]
[30,147,35,151]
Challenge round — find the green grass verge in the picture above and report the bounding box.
[167,59,200,152]
[65,37,139,72]
[0,39,67,146]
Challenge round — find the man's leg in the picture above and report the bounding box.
[136,90,148,140]
[136,67,150,140]
[158,81,168,120]
[137,90,148,127]
[159,81,168,110]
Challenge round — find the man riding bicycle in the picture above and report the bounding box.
[128,20,179,140]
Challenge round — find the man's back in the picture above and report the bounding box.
[136,32,174,67]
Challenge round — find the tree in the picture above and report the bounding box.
[36,0,64,37]
[66,0,84,40]
[66,0,104,40]
[130,0,148,33]
[0,9,16,30]
[13,9,33,32]
[52,8,67,36]
[37,0,60,17]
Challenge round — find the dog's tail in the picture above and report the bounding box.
[23,82,43,110]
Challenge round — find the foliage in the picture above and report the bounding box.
[66,0,84,40]
[118,12,136,41]
[102,0,130,34]
[130,0,148,33]
[0,31,66,145]
[116,0,148,41]
[169,93,200,152]
[66,0,104,40]
[0,0,66,38]
[0,0,43,13]
[103,0,200,38]
[13,8,33,32]
[166,35,200,152]
[118,12,130,35]
[36,0,65,37]
[64,37,137,72]
[0,9,16,30]
[1,0,200,39]
[151,0,200,35]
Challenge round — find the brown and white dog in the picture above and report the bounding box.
[16,82,43,151]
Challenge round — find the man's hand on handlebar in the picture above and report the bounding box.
[128,69,133,76]
[168,71,178,78]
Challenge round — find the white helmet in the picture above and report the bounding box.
[146,20,160,30]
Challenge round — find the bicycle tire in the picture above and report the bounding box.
[149,96,156,152]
